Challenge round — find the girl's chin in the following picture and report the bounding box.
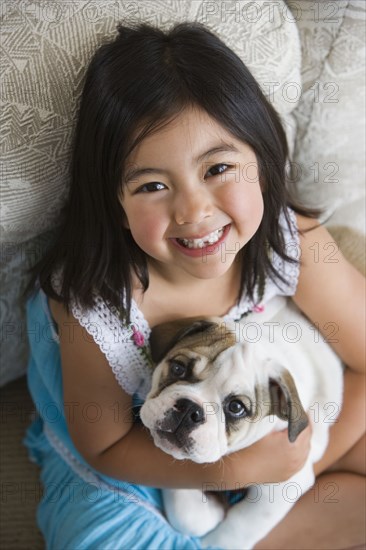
[179,257,239,280]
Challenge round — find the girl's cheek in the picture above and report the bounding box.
[219,179,263,211]
[127,209,163,244]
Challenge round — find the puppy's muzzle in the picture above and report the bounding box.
[158,398,205,447]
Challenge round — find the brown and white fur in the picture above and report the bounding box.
[140,298,344,549]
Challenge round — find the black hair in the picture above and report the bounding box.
[27,21,318,321]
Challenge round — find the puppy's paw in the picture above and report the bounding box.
[202,528,253,550]
[201,501,258,549]
[163,489,225,537]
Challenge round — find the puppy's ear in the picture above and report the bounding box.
[149,318,217,364]
[269,371,309,443]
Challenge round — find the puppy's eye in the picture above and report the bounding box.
[225,399,248,418]
[169,360,187,379]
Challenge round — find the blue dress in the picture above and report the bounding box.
[24,210,300,549]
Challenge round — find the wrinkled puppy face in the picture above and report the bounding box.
[140,319,269,463]
[140,318,309,464]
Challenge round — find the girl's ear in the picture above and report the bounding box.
[118,191,130,229]
[119,206,130,229]
[122,212,130,229]
[259,175,266,193]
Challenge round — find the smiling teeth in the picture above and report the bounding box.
[178,227,225,249]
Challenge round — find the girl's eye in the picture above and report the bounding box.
[135,182,167,193]
[205,164,230,178]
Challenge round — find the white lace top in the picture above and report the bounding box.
[52,208,300,400]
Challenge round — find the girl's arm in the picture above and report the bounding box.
[50,299,311,490]
[292,215,365,473]
[292,215,365,374]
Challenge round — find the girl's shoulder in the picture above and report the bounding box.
[48,269,153,400]
[264,207,301,301]
[220,208,301,321]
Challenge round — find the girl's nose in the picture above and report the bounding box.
[174,186,214,225]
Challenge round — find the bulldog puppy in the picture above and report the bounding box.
[140,302,343,549]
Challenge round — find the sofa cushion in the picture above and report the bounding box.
[0,0,302,385]
[290,0,365,229]
[0,0,301,244]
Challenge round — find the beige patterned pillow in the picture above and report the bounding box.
[1,0,301,243]
[0,0,301,385]
[290,0,365,229]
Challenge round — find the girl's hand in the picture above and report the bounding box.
[225,422,312,487]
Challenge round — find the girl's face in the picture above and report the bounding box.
[120,106,264,282]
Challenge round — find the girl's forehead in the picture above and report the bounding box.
[127,106,245,161]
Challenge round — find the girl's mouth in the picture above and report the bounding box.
[177,226,224,249]
[171,224,231,257]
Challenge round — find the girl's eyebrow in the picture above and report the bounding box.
[124,166,169,184]
[124,143,240,183]
[196,143,240,162]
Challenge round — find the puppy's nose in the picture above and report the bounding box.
[174,398,205,428]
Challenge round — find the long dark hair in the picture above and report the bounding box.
[28,21,317,321]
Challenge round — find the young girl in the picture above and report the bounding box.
[25,22,365,549]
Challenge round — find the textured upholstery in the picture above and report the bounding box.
[291,0,365,228]
[1,0,303,385]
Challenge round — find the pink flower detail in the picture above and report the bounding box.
[131,326,145,347]
[253,304,265,313]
